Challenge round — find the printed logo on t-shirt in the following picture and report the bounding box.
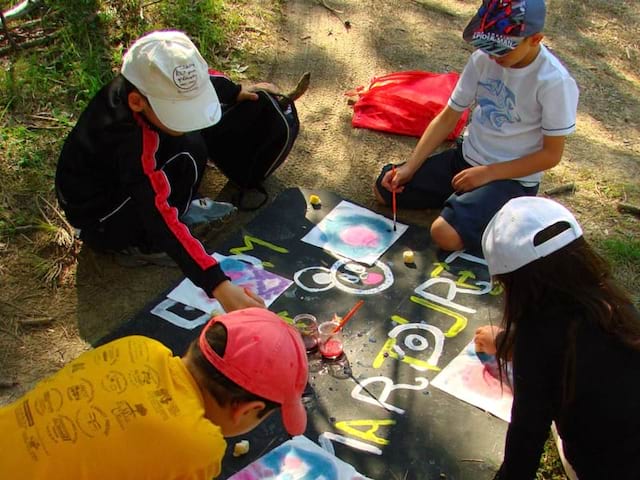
[15,400,36,428]
[101,371,128,394]
[127,338,150,363]
[111,401,141,430]
[477,78,521,130]
[148,388,181,420]
[46,415,78,444]
[173,63,199,92]
[76,405,111,438]
[96,345,121,365]
[34,389,64,416]
[128,365,160,387]
[66,379,95,403]
[21,431,47,461]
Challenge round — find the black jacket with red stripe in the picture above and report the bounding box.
[55,74,241,297]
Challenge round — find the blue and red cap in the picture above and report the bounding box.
[463,0,546,56]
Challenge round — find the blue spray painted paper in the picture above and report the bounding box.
[229,435,371,480]
[301,201,408,265]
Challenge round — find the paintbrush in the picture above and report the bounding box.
[391,165,397,232]
[332,299,365,334]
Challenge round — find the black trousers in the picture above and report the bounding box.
[80,135,208,253]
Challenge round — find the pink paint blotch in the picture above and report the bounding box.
[339,226,380,247]
[362,272,384,285]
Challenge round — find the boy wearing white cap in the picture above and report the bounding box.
[474,197,640,479]
[55,31,267,311]
[0,308,309,479]
[375,0,579,255]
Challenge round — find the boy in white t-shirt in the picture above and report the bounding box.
[374,0,579,254]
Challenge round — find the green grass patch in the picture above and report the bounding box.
[598,182,631,201]
[0,0,242,245]
[536,435,567,479]
[595,236,640,306]
[3,125,47,169]
[155,0,231,59]
[598,237,640,267]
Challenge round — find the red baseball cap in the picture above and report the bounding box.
[198,308,309,436]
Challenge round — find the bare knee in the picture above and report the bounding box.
[373,184,387,206]
[430,217,464,251]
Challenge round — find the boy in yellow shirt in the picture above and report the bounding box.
[0,308,308,479]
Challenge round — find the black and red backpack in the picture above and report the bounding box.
[201,72,300,210]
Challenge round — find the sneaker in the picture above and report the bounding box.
[113,247,177,268]
[181,197,237,238]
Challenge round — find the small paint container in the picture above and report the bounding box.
[318,320,344,360]
[293,314,319,353]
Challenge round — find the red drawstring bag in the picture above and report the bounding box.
[348,71,469,140]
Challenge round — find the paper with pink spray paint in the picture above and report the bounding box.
[229,435,372,480]
[167,253,293,315]
[301,201,408,265]
[431,341,514,422]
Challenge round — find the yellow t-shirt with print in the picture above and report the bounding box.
[0,336,227,480]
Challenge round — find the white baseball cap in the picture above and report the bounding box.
[121,30,221,132]
[482,197,583,276]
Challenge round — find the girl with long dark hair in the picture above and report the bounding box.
[474,196,640,479]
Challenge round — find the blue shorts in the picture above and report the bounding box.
[375,144,539,253]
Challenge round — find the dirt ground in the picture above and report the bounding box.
[1,0,639,435]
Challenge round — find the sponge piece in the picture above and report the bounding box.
[233,440,250,457]
[403,250,415,264]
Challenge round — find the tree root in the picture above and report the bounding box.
[544,182,575,196]
[617,202,640,217]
